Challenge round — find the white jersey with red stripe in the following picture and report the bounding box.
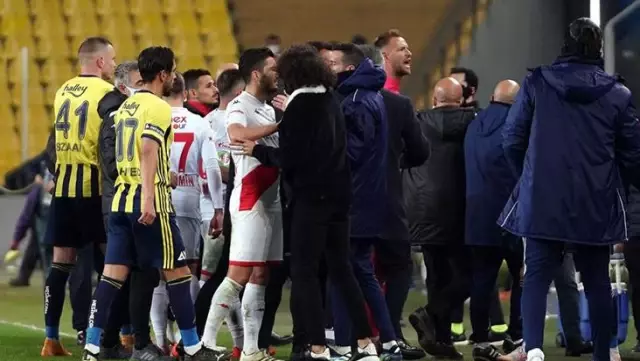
[169,107,215,219]
[226,91,280,212]
[200,108,231,220]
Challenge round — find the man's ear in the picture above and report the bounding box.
[490,95,495,102]
[117,84,128,96]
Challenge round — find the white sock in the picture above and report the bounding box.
[225,299,244,348]
[150,282,169,347]
[202,277,243,348]
[241,283,266,355]
[359,342,377,355]
[190,275,200,303]
[310,348,330,359]
[382,340,398,350]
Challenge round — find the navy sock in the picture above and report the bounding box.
[167,275,200,352]
[44,262,73,339]
[85,275,124,350]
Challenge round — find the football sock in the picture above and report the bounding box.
[167,275,201,356]
[451,323,464,335]
[44,262,74,340]
[84,275,124,354]
[130,269,158,350]
[226,299,244,348]
[242,283,266,355]
[190,275,200,303]
[202,277,243,348]
[151,282,169,348]
[490,324,508,333]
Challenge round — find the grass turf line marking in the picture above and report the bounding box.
[0,319,74,338]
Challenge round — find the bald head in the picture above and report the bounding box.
[492,80,520,104]
[215,63,239,80]
[433,77,463,108]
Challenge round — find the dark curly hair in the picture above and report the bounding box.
[276,44,336,95]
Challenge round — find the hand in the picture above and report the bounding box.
[138,198,156,226]
[33,175,43,185]
[230,139,256,156]
[209,209,224,238]
[45,180,55,194]
[170,172,178,189]
[272,94,289,112]
[4,249,20,264]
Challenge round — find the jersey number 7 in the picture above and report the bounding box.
[55,99,89,140]
[174,133,194,173]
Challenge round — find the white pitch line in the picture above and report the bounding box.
[0,319,75,338]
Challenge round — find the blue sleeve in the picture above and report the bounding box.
[503,73,534,177]
[615,97,640,189]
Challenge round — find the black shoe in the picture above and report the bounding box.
[502,335,522,354]
[81,349,100,361]
[188,346,233,361]
[632,341,640,353]
[397,339,424,360]
[270,331,294,346]
[130,344,174,361]
[101,343,132,359]
[8,278,29,287]
[408,307,437,354]
[430,343,463,360]
[77,330,86,346]
[487,330,506,343]
[472,344,501,361]
[564,340,593,357]
[451,332,467,343]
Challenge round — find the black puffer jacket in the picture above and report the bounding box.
[404,106,476,245]
[97,88,128,215]
[627,185,640,239]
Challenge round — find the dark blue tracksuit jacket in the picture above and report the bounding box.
[336,59,388,238]
[497,56,640,245]
[464,101,518,246]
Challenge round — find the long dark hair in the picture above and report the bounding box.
[276,44,336,95]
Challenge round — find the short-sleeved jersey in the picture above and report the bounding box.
[53,75,113,198]
[200,108,231,219]
[226,91,280,211]
[169,107,216,219]
[111,90,175,214]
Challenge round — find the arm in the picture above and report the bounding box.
[11,186,41,249]
[201,129,224,209]
[99,112,118,181]
[45,128,56,174]
[399,99,430,168]
[140,138,159,206]
[615,96,640,189]
[503,74,534,177]
[227,123,278,142]
[251,144,282,168]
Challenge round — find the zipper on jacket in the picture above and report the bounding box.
[616,189,628,241]
[500,201,519,228]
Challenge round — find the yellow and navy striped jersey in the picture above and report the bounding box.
[111,90,175,214]
[53,75,113,198]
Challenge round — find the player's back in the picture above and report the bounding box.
[53,75,113,198]
[170,107,210,218]
[226,91,280,211]
[111,91,174,214]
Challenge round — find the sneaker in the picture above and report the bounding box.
[188,346,234,361]
[101,343,132,359]
[426,343,463,360]
[130,344,174,361]
[351,342,379,361]
[408,308,437,355]
[472,344,501,361]
[240,349,282,361]
[270,332,294,346]
[81,349,99,361]
[451,332,467,343]
[526,348,544,361]
[41,338,72,356]
[396,340,424,360]
[487,331,507,343]
[8,278,29,287]
[77,330,86,346]
[380,345,402,361]
[564,340,592,357]
[502,336,523,354]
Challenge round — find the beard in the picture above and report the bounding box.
[161,80,173,97]
[258,75,279,98]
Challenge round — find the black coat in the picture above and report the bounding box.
[627,185,640,239]
[97,89,128,215]
[404,106,475,245]
[379,90,430,241]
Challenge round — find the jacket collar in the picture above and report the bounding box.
[286,85,327,109]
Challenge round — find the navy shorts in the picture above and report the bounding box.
[105,211,186,270]
[51,196,106,247]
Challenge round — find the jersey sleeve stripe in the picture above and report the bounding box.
[141,133,163,145]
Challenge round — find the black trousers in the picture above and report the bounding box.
[469,240,523,342]
[375,240,412,340]
[69,241,104,331]
[624,240,640,341]
[422,244,471,344]
[290,199,372,345]
[16,235,41,283]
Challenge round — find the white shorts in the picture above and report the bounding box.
[175,216,201,260]
[229,209,283,266]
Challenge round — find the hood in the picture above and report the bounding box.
[540,56,617,104]
[337,59,386,96]
[97,88,127,119]
[419,106,476,142]
[474,102,511,137]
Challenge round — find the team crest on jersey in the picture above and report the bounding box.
[62,84,88,97]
